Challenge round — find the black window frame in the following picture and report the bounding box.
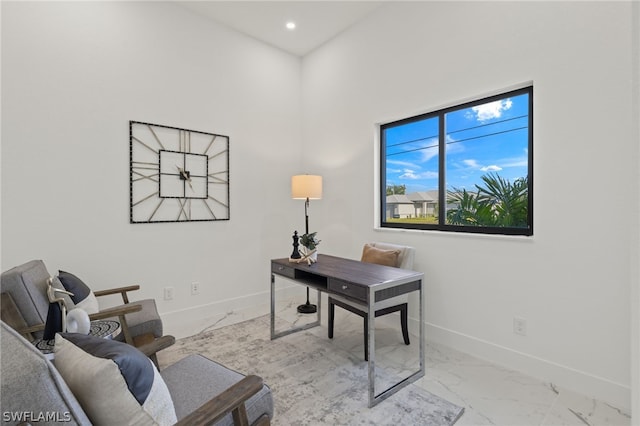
[380,86,533,236]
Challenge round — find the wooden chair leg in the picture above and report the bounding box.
[400,303,410,345]
[328,299,335,339]
[149,353,159,368]
[231,405,250,426]
[329,297,410,361]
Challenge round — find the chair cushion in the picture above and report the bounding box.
[361,243,401,267]
[111,298,163,339]
[57,270,100,314]
[55,333,177,426]
[0,260,52,330]
[161,354,273,426]
[367,242,415,270]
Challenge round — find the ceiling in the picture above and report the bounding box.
[175,1,384,56]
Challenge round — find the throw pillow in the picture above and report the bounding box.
[54,333,177,426]
[57,270,100,314]
[361,244,401,267]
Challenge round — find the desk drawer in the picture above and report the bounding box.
[271,263,295,279]
[328,278,367,302]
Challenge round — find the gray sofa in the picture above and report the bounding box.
[0,321,274,425]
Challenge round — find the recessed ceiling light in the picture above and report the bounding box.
[286,21,296,30]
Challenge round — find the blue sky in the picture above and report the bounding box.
[385,92,530,193]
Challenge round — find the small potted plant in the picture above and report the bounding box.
[299,232,320,263]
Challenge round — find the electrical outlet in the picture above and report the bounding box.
[191,282,200,295]
[513,316,527,336]
[164,287,174,301]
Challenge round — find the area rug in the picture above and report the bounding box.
[158,315,464,425]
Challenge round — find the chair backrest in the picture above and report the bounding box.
[363,242,415,270]
[0,260,52,336]
[0,320,91,425]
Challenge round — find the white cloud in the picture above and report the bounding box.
[459,159,503,172]
[420,145,439,163]
[498,154,528,168]
[399,169,437,180]
[388,159,421,169]
[446,136,465,155]
[501,159,527,168]
[471,99,513,121]
[399,169,419,179]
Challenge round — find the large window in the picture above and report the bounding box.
[381,86,533,236]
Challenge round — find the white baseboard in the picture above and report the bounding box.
[161,293,268,340]
[161,292,630,412]
[160,285,302,339]
[421,319,631,412]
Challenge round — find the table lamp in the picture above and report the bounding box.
[291,174,322,313]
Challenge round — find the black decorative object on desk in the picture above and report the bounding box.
[291,231,301,259]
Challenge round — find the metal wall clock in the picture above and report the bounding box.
[129,121,230,223]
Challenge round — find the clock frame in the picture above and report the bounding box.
[129,121,230,223]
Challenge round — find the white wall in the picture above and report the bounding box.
[631,0,640,421]
[2,0,638,417]
[1,1,303,335]
[301,1,637,410]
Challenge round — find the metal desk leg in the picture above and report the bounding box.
[367,300,376,407]
[270,274,322,340]
[270,273,276,340]
[368,280,425,407]
[419,279,425,379]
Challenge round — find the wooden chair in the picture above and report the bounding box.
[328,242,415,361]
[1,320,273,425]
[0,260,174,365]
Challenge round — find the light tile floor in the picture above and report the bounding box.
[271,294,631,426]
[419,341,630,426]
[185,290,632,426]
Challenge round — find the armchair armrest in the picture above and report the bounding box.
[87,303,142,321]
[175,375,269,426]
[89,303,142,345]
[93,285,140,304]
[135,334,175,358]
[19,323,46,334]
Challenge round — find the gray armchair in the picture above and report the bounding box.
[0,321,273,425]
[0,259,174,364]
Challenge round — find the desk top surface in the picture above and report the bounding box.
[272,254,423,287]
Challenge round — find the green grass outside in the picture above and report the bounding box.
[386,216,438,224]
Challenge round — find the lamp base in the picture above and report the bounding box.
[297,302,317,314]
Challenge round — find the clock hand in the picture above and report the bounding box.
[176,165,189,180]
[176,165,194,190]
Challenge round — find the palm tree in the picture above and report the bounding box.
[447,173,528,227]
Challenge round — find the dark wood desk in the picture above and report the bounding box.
[270,254,424,407]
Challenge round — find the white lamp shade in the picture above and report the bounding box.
[291,175,322,200]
